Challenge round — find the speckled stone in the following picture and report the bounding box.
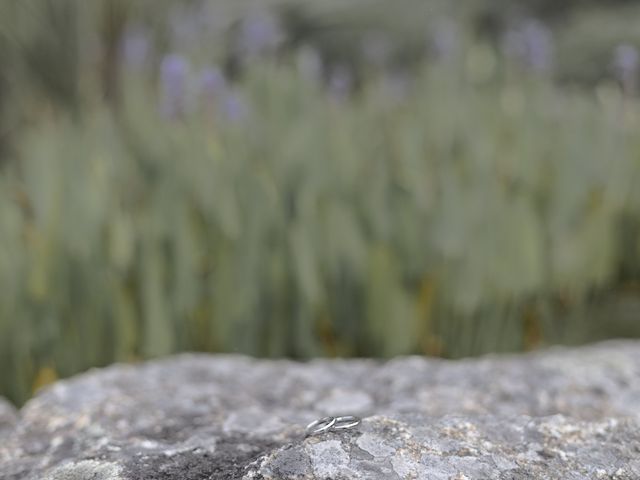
[2,341,640,479]
[0,397,18,437]
[246,414,640,479]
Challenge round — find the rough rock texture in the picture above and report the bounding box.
[2,341,640,479]
[0,397,18,437]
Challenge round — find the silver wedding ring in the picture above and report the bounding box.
[333,415,361,430]
[305,416,336,436]
[305,415,361,436]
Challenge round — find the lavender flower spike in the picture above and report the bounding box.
[328,65,353,103]
[613,44,639,94]
[431,18,459,61]
[160,54,189,120]
[223,90,250,123]
[121,25,151,70]
[200,66,227,101]
[521,20,554,73]
[503,19,554,74]
[239,10,283,57]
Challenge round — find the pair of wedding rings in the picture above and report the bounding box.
[305,415,361,436]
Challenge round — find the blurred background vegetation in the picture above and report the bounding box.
[1,0,640,406]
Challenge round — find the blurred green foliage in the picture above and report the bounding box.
[1,0,640,405]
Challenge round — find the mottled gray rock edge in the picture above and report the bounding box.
[2,340,640,479]
[245,414,640,479]
[0,397,18,437]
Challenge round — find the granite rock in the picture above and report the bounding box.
[2,340,640,479]
[0,397,18,437]
[246,414,640,479]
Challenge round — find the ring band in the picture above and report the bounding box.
[332,415,361,430]
[305,416,336,436]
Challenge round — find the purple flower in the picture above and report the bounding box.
[328,65,353,102]
[503,20,554,73]
[614,44,639,73]
[223,91,249,123]
[200,66,227,101]
[121,25,151,70]
[238,10,283,57]
[431,18,459,61]
[613,44,639,93]
[160,54,189,119]
[522,21,554,72]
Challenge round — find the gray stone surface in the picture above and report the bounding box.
[0,397,18,437]
[2,340,640,479]
[247,414,640,479]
